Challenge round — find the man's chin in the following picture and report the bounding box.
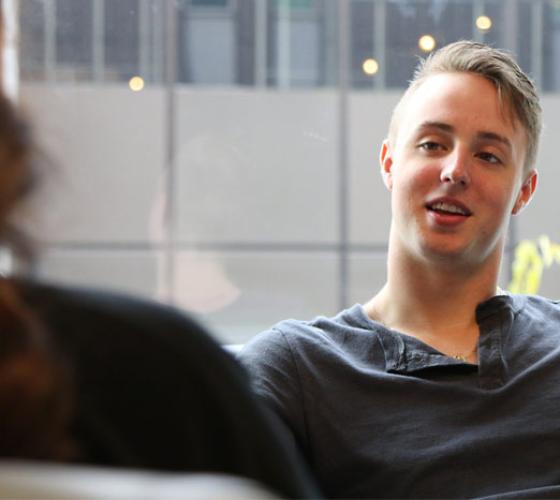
[419,241,499,271]
[420,243,474,266]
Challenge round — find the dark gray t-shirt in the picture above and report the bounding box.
[240,294,560,498]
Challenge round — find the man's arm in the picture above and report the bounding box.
[239,327,311,463]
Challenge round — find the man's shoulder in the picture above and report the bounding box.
[509,293,560,335]
[259,303,372,343]
[241,303,381,368]
[522,293,560,306]
[513,293,560,317]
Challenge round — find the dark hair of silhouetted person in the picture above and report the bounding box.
[0,13,75,458]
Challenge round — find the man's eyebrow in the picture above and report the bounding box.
[417,122,513,151]
[417,121,454,134]
[477,131,512,151]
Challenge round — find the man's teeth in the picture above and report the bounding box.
[430,201,468,215]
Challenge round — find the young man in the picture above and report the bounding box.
[240,41,560,498]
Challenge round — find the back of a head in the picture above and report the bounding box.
[0,94,74,461]
[0,5,73,457]
[390,40,542,172]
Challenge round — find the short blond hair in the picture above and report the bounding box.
[389,40,542,171]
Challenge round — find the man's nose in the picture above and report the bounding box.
[440,150,471,187]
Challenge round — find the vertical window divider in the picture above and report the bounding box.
[163,0,178,305]
[92,0,104,82]
[254,0,267,87]
[277,0,291,88]
[472,0,485,42]
[373,0,386,90]
[139,0,151,83]
[503,0,519,54]
[44,0,56,82]
[504,0,520,285]
[531,0,543,91]
[337,0,350,310]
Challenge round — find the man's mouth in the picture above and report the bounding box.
[426,200,472,216]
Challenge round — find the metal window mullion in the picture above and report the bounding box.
[152,0,165,83]
[277,0,291,88]
[139,0,151,81]
[502,0,518,53]
[320,0,338,87]
[92,0,104,82]
[44,0,56,82]
[163,0,178,304]
[531,0,543,90]
[373,0,386,90]
[472,0,484,42]
[254,0,267,87]
[337,0,350,310]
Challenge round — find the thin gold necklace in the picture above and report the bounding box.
[452,346,478,362]
[370,286,506,361]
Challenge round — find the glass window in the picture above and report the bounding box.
[55,0,93,80]
[19,0,46,81]
[17,0,560,342]
[104,0,140,81]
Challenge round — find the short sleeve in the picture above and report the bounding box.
[239,327,309,457]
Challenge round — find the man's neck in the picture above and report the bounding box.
[365,244,503,360]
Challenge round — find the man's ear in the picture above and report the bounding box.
[512,169,538,215]
[380,139,393,191]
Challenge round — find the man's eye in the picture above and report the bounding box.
[477,151,502,164]
[418,141,442,151]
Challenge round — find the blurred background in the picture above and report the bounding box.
[13,0,560,343]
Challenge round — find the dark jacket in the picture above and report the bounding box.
[20,281,319,498]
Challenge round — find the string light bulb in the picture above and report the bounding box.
[476,15,492,32]
[362,58,379,76]
[129,76,145,92]
[418,35,436,52]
